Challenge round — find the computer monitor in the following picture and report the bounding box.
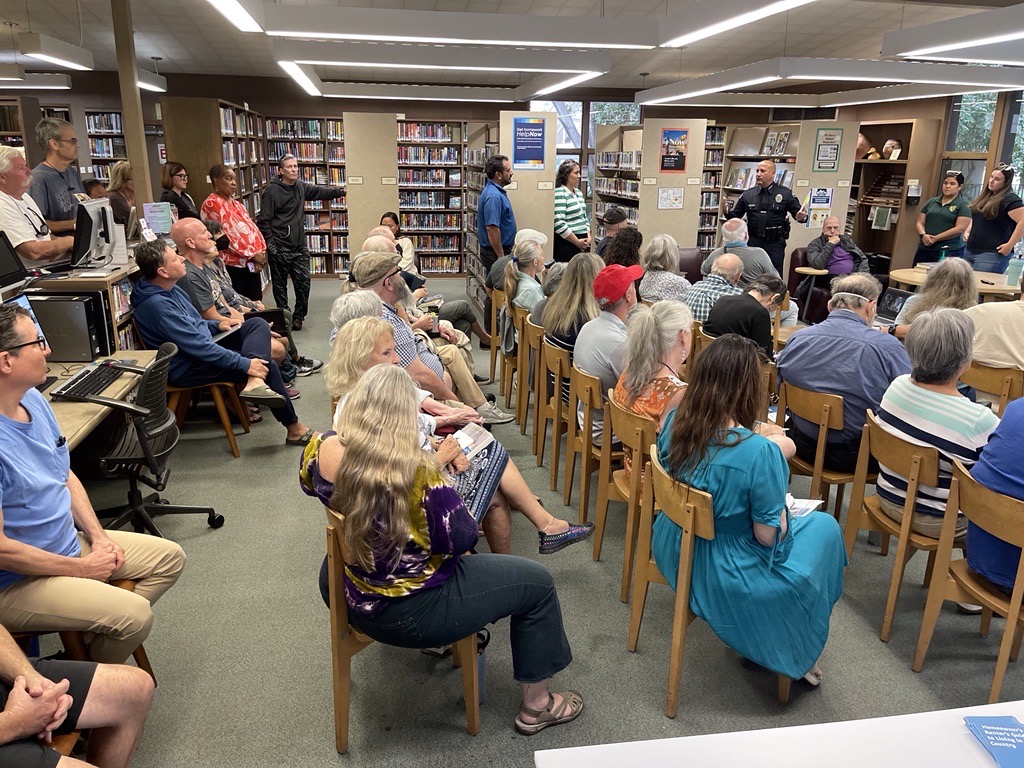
[141,202,174,237]
[126,205,139,241]
[71,197,115,268]
[3,294,47,347]
[0,231,28,294]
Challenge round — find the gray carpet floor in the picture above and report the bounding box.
[77,277,1021,767]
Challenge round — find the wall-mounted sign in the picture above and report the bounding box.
[512,117,545,171]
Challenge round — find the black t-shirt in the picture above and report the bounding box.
[703,292,774,360]
[968,192,1024,253]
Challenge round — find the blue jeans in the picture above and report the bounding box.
[964,249,1010,274]
[912,246,964,266]
[328,554,573,684]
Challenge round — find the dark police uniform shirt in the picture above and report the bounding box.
[726,182,802,244]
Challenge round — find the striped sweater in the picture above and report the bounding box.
[554,185,589,238]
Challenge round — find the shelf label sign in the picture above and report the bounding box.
[512,117,546,171]
[814,128,843,172]
[659,128,688,173]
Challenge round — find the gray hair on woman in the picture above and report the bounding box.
[541,262,567,297]
[641,234,680,274]
[330,290,383,332]
[904,307,975,385]
[904,257,977,322]
[621,299,693,399]
[503,238,543,298]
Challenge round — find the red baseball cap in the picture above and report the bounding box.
[593,264,643,303]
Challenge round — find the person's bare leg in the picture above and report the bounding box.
[518,681,582,725]
[480,491,512,554]
[78,664,154,768]
[286,420,313,441]
[470,320,490,345]
[498,461,572,534]
[56,758,92,766]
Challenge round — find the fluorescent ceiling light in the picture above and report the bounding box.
[881,4,1024,58]
[272,39,609,75]
[137,69,167,93]
[908,40,1024,68]
[819,83,1016,108]
[637,61,782,105]
[0,73,71,90]
[18,32,93,71]
[279,62,322,97]
[263,5,656,49]
[204,0,264,33]
[0,65,24,81]
[660,0,818,47]
[321,81,515,103]
[529,72,604,96]
[647,92,821,108]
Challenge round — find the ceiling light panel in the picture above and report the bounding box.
[660,0,819,48]
[204,0,265,33]
[0,74,71,90]
[18,33,93,71]
[137,69,167,93]
[320,81,515,102]
[881,4,1024,58]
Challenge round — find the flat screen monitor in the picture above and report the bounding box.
[0,231,28,294]
[141,202,174,236]
[3,294,46,347]
[71,198,115,267]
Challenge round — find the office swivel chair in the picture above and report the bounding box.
[82,342,225,537]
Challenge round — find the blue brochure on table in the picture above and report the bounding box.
[965,716,1024,767]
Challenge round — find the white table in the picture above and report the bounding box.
[535,700,1024,767]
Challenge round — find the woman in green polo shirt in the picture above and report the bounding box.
[913,170,971,265]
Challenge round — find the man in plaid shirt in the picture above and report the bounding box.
[684,253,744,323]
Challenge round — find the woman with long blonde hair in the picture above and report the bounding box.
[891,257,977,337]
[306,364,584,736]
[105,160,134,225]
[965,163,1024,274]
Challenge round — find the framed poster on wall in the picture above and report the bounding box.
[512,117,546,171]
[659,128,688,173]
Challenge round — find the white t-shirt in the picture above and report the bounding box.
[0,190,52,249]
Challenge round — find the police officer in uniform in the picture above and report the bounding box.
[725,159,807,275]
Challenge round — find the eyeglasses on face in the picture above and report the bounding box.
[2,336,48,353]
[174,173,188,179]
[57,137,79,146]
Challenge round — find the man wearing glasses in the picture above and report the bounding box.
[0,146,73,264]
[29,118,85,235]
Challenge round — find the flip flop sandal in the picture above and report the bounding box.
[514,690,584,735]
[246,404,263,424]
[240,384,286,408]
[285,428,317,446]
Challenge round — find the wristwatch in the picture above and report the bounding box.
[888,324,898,335]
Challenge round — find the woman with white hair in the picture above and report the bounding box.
[504,238,546,312]
[639,234,691,302]
[876,308,1000,538]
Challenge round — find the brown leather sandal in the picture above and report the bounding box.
[514,690,584,735]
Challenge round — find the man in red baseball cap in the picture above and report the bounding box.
[574,263,643,444]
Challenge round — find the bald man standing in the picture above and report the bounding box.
[725,159,806,274]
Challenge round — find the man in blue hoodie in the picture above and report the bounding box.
[130,240,316,447]
[257,153,345,332]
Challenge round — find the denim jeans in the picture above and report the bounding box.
[341,554,573,684]
[964,249,1011,274]
[912,246,964,266]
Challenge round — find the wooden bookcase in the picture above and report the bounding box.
[85,110,127,182]
[0,96,44,167]
[592,124,642,239]
[464,121,497,314]
[698,124,727,255]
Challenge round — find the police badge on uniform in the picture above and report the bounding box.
[775,194,783,203]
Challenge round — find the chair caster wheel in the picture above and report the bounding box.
[208,514,225,529]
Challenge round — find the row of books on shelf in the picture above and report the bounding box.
[697,232,718,252]
[328,167,345,186]
[466,147,496,167]
[704,149,724,166]
[700,191,721,210]
[465,190,479,211]
[117,325,140,351]
[219,107,235,136]
[399,169,461,188]
[724,166,793,189]
[594,201,638,224]
[398,123,456,143]
[398,146,460,166]
[466,171,486,191]
[400,190,461,209]
[465,211,476,233]
[89,137,126,159]
[306,234,350,254]
[304,212,350,230]
[85,112,122,134]
[236,165,266,194]
[304,199,346,211]
[593,177,640,199]
[223,111,261,138]
[419,255,463,273]
[698,212,719,231]
[328,145,345,163]
[701,170,721,188]
[299,167,327,184]
[92,165,111,182]
[111,278,133,321]
[268,141,323,162]
[266,118,326,140]
[401,212,461,230]
[705,126,727,145]
[465,232,479,257]
[415,235,461,253]
[595,150,641,170]
[759,130,793,157]
[310,255,347,275]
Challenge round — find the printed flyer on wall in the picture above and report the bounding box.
[512,117,546,171]
[659,128,688,173]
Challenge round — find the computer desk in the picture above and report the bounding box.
[45,350,158,450]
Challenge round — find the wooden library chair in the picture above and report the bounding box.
[511,306,531,428]
[844,411,944,643]
[959,361,1023,418]
[595,390,659,603]
[628,452,792,715]
[537,341,572,491]
[690,321,716,366]
[499,313,519,412]
[166,380,250,458]
[491,288,507,394]
[325,508,480,753]
[913,461,1024,704]
[562,366,606,524]
[776,381,863,518]
[524,318,546,450]
[771,293,794,354]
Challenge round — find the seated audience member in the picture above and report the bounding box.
[504,238,546,312]
[889,257,976,340]
[875,308,999,538]
[594,207,627,258]
[704,274,786,361]
[656,335,843,687]
[966,399,1024,592]
[487,229,549,300]
[130,240,316,446]
[613,300,692,476]
[159,161,200,220]
[329,290,383,346]
[776,274,911,473]
[701,218,778,288]
[105,161,134,226]
[0,622,154,768]
[379,211,417,273]
[529,262,567,325]
[310,364,584,735]
[200,164,268,301]
[965,293,1024,371]
[540,254,602,404]
[602,226,642,268]
[806,216,870,276]
[318,318,592,555]
[0,302,186,663]
[84,178,106,199]
[684,253,744,323]
[352,251,513,425]
[575,263,641,444]
[639,234,692,303]
[0,146,72,263]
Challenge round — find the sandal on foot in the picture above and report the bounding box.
[246,404,263,424]
[285,428,317,446]
[240,384,286,408]
[515,690,584,735]
[538,522,594,554]
[802,670,822,687]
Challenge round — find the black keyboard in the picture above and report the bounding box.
[50,364,124,400]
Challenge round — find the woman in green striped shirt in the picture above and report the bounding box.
[553,160,591,263]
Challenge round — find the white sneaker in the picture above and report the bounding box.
[476,402,514,425]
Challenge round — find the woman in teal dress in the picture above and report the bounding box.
[652,335,847,684]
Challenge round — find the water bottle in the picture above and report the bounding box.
[1005,256,1024,289]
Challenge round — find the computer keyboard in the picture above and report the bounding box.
[50,364,124,400]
